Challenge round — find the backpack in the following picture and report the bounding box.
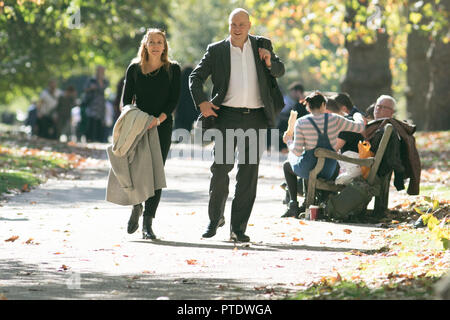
[325,177,380,220]
[291,113,338,179]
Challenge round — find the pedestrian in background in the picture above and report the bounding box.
[83,66,108,143]
[36,79,62,139]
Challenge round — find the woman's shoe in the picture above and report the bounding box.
[127,204,143,234]
[281,200,300,218]
[142,216,157,240]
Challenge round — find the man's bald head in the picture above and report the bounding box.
[228,8,250,23]
[228,8,251,47]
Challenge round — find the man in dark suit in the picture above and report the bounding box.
[189,8,285,242]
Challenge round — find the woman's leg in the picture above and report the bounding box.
[281,160,303,218]
[283,160,298,203]
[143,120,172,218]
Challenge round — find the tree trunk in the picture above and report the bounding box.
[406,30,430,130]
[424,39,450,130]
[341,2,392,111]
[341,32,392,110]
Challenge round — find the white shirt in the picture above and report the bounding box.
[222,38,263,109]
[38,88,62,116]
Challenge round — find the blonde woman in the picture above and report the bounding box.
[122,28,181,239]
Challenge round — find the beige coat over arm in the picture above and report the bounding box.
[106,105,166,206]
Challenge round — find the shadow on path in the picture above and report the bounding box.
[0,258,271,300]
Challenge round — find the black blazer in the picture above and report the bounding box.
[189,34,285,127]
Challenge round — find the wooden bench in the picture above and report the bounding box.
[305,124,393,216]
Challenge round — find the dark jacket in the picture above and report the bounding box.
[189,34,285,127]
[365,118,421,195]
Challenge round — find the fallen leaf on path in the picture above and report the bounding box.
[5,236,19,242]
[299,221,307,225]
[25,238,34,244]
[186,259,198,265]
[332,239,350,243]
[59,265,69,271]
[343,229,352,234]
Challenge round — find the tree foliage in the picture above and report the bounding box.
[167,0,246,67]
[245,0,449,128]
[0,0,169,105]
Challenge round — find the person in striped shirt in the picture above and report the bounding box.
[280,91,366,218]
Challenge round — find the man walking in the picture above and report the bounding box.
[189,8,285,242]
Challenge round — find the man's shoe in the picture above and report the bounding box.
[202,217,225,238]
[142,216,157,240]
[230,231,250,243]
[127,204,143,234]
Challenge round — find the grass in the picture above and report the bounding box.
[420,185,450,199]
[0,171,41,194]
[290,227,449,300]
[0,127,79,197]
[293,277,441,300]
[0,146,71,196]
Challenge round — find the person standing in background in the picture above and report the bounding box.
[83,66,109,143]
[36,79,62,139]
[55,85,77,141]
[173,66,200,137]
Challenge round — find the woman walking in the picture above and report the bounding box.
[121,28,181,239]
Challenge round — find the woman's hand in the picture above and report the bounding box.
[283,131,293,144]
[148,113,168,129]
[147,118,158,129]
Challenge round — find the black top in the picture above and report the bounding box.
[122,62,181,120]
[293,101,309,119]
[338,106,365,153]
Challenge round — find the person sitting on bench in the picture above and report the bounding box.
[364,95,421,196]
[281,91,366,218]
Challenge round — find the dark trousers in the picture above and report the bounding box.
[86,117,104,142]
[37,115,57,139]
[143,119,172,218]
[208,107,267,234]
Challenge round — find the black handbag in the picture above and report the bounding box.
[256,38,285,113]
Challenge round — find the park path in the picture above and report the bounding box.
[0,143,386,300]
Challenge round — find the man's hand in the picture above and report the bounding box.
[199,101,220,117]
[258,48,271,68]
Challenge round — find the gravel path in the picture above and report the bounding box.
[0,144,386,300]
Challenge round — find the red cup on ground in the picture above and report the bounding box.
[309,206,319,221]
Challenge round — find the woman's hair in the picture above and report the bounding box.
[304,91,326,110]
[325,98,341,114]
[334,92,354,110]
[133,28,172,71]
